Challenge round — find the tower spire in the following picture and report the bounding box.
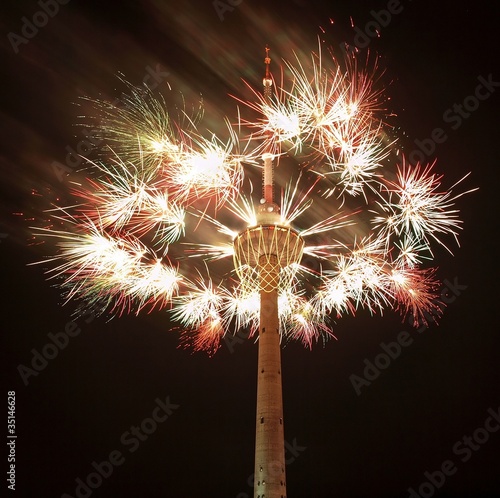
[263,45,272,102]
[262,45,275,206]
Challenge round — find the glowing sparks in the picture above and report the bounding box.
[32,45,474,354]
[162,128,248,206]
[33,216,181,316]
[372,160,475,254]
[171,277,224,330]
[388,265,442,327]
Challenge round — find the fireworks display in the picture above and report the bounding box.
[33,46,473,354]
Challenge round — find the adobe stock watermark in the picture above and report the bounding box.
[408,74,499,165]
[17,309,96,386]
[7,0,71,55]
[52,64,170,182]
[213,0,243,22]
[224,325,253,353]
[340,0,404,56]
[349,277,468,396]
[61,396,179,498]
[235,438,306,498]
[407,405,500,497]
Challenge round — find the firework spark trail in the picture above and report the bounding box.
[323,122,393,199]
[388,264,442,327]
[172,275,227,356]
[138,192,186,249]
[171,275,224,329]
[160,126,249,207]
[82,79,187,173]
[77,157,159,231]
[222,281,260,334]
[32,45,474,354]
[70,155,187,257]
[85,85,254,208]
[32,214,182,316]
[371,160,476,256]
[393,236,432,268]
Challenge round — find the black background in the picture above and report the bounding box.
[1,1,500,497]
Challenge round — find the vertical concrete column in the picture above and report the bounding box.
[254,254,286,498]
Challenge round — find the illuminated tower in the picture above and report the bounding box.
[233,48,304,498]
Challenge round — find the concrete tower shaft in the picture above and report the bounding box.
[233,224,303,498]
[254,254,284,498]
[232,46,305,498]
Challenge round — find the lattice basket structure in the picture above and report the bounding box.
[233,212,305,293]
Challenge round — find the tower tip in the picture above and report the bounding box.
[263,45,272,89]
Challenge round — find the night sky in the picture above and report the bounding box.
[2,1,500,497]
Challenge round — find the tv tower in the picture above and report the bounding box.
[32,35,472,498]
[233,47,304,498]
